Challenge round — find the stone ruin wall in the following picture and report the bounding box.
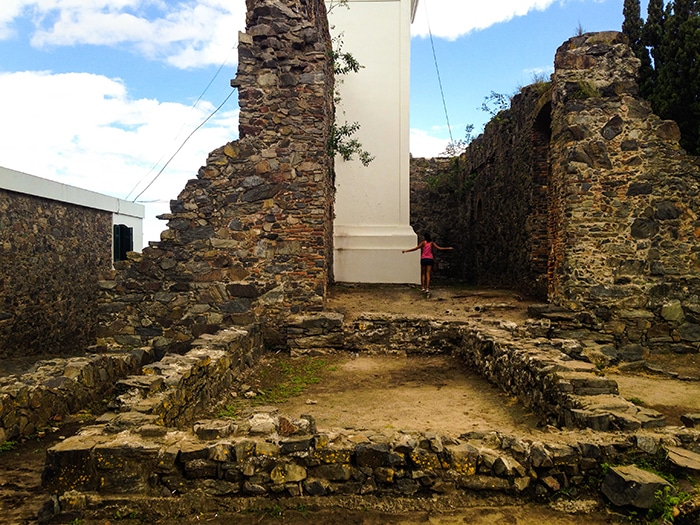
[410,84,551,299]
[410,32,700,355]
[98,0,335,352]
[0,190,113,358]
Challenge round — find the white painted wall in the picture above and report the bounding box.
[0,166,145,251]
[328,0,420,284]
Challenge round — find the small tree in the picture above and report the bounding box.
[326,0,374,166]
[441,124,474,157]
[623,0,654,95]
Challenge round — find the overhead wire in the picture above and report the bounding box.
[424,0,454,143]
[125,40,239,202]
[132,87,237,203]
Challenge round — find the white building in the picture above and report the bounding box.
[0,166,145,258]
[328,0,420,284]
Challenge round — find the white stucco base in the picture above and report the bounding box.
[333,225,419,284]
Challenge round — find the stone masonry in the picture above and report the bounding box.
[549,32,700,355]
[411,32,700,355]
[97,0,335,352]
[0,189,113,358]
[39,313,700,519]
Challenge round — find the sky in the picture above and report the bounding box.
[0,0,643,244]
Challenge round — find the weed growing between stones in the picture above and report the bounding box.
[0,439,17,453]
[595,451,699,523]
[571,81,601,99]
[648,485,692,523]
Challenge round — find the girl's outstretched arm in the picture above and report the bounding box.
[402,241,425,253]
[433,243,454,251]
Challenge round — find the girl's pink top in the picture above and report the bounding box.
[421,242,433,259]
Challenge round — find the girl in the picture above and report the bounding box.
[402,233,453,294]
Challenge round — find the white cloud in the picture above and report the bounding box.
[410,128,450,158]
[523,65,555,78]
[0,70,239,243]
[412,0,559,40]
[4,0,246,68]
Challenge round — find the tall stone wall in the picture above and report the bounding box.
[548,32,700,353]
[411,32,700,353]
[410,82,552,298]
[98,0,335,351]
[0,190,112,358]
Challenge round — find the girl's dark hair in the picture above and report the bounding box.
[424,232,432,242]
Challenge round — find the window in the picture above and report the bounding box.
[113,224,133,262]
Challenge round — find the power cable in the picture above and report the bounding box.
[424,0,454,143]
[132,87,237,203]
[125,41,239,201]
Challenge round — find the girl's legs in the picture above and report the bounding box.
[420,265,428,290]
[425,264,432,291]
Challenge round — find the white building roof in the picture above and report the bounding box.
[0,166,144,220]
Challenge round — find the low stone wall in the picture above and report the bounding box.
[32,311,700,521]
[0,349,156,444]
[2,310,665,449]
[109,326,263,429]
[43,407,700,509]
[1,306,687,522]
[343,314,665,431]
[0,326,263,445]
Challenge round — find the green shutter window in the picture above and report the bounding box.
[113,224,133,261]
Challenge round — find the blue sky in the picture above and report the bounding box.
[0,0,640,243]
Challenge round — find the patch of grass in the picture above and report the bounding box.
[217,404,240,419]
[218,357,333,418]
[256,358,329,404]
[0,440,17,453]
[571,80,600,100]
[628,397,646,407]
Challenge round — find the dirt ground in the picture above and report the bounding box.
[2,282,699,524]
[325,282,700,427]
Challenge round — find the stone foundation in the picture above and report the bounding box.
[39,311,700,520]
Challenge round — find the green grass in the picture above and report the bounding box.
[256,358,328,404]
[218,357,332,418]
[0,440,17,453]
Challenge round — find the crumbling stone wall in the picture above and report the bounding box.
[98,0,335,351]
[39,312,700,515]
[410,83,551,296]
[0,190,112,358]
[548,32,700,353]
[411,32,700,354]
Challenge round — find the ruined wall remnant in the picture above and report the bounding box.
[548,32,700,353]
[98,0,335,351]
[411,32,700,353]
[0,190,112,358]
[410,83,552,299]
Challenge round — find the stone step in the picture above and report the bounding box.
[565,394,666,431]
[555,372,619,396]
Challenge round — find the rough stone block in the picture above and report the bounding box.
[602,465,672,509]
